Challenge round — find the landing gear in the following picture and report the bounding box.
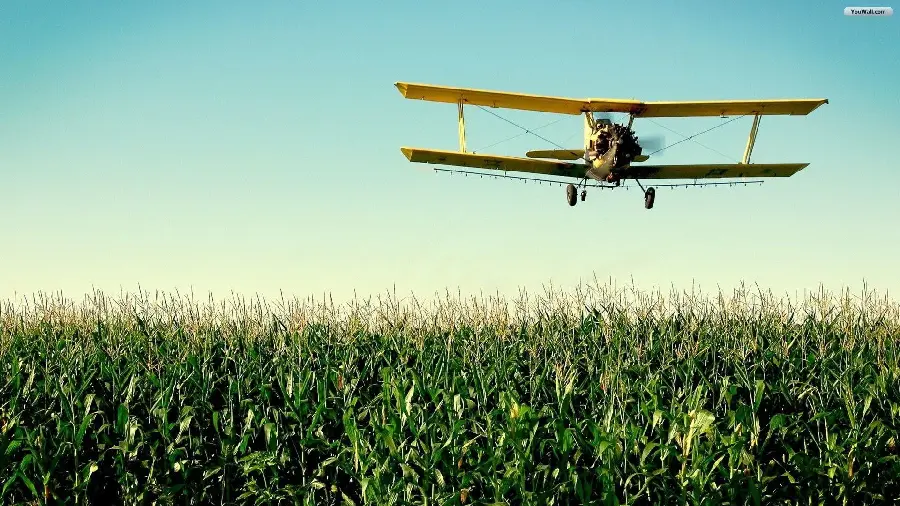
[567,181,588,206]
[634,179,656,210]
[566,183,577,206]
[644,187,656,209]
[563,179,652,208]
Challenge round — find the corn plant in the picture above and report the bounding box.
[0,281,898,504]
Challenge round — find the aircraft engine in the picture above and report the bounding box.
[591,123,643,168]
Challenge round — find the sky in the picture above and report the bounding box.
[2,0,898,304]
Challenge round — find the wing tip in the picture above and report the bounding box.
[400,147,414,160]
[395,82,409,97]
[757,162,809,177]
[803,99,828,115]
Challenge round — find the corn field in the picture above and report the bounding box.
[1,281,898,504]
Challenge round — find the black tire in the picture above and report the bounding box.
[644,187,656,209]
[566,184,577,206]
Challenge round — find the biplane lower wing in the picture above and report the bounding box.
[401,147,588,179]
[396,82,828,117]
[626,163,808,179]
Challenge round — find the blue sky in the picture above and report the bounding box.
[2,0,898,302]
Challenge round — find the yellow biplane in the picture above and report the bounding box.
[396,82,827,209]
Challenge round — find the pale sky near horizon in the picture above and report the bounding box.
[3,0,898,304]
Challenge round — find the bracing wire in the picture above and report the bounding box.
[473,103,749,163]
[470,116,568,154]
[645,115,747,157]
[644,118,739,162]
[475,105,585,161]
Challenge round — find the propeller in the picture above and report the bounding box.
[636,134,665,153]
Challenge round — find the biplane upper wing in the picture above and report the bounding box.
[396,82,827,117]
[401,147,588,178]
[635,100,828,117]
[626,163,808,179]
[396,82,639,115]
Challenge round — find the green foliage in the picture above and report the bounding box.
[1,283,899,504]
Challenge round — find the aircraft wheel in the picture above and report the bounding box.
[566,184,577,206]
[580,189,587,201]
[644,187,656,209]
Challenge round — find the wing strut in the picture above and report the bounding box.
[457,100,467,153]
[741,114,761,164]
[583,113,594,152]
